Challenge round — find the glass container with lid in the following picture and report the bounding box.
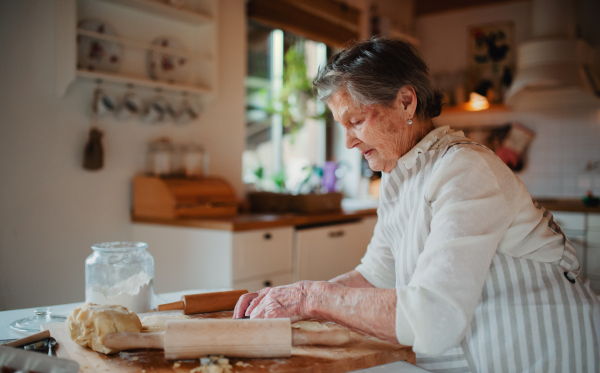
[10,308,67,333]
[148,137,175,177]
[180,142,205,178]
[85,242,154,313]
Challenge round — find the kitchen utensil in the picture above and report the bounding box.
[158,290,247,315]
[83,127,104,171]
[47,338,57,356]
[43,311,415,372]
[4,331,50,348]
[9,308,67,333]
[85,242,154,314]
[77,19,122,73]
[147,36,190,84]
[102,318,351,359]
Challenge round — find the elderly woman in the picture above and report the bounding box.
[234,38,599,372]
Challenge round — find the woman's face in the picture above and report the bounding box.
[328,89,416,173]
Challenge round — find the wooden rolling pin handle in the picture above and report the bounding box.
[181,289,249,315]
[4,330,51,348]
[157,300,184,312]
[103,332,165,351]
[291,328,351,346]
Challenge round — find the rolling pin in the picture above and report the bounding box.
[158,289,248,315]
[103,318,351,359]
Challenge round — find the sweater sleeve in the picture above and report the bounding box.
[395,146,512,356]
[356,212,396,289]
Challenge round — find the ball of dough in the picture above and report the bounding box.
[67,303,142,354]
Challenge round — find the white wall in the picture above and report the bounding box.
[0,0,246,310]
[417,1,600,198]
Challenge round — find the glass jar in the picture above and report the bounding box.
[148,138,175,177]
[85,242,154,313]
[180,142,205,178]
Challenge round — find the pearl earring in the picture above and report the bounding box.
[407,119,413,125]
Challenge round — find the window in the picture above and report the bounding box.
[244,21,328,194]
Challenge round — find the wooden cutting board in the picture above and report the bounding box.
[43,311,414,373]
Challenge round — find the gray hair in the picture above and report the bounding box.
[313,37,443,119]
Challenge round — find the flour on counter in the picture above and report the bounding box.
[86,271,153,313]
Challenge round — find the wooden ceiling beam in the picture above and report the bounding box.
[416,0,525,16]
[247,0,359,47]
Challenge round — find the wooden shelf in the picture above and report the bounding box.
[56,0,217,98]
[77,69,213,95]
[94,0,212,25]
[77,28,213,61]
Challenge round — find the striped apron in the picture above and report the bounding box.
[380,141,600,373]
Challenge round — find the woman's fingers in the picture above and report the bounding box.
[245,287,272,316]
[249,281,314,320]
[233,292,259,319]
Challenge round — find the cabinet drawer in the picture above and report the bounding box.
[232,227,293,282]
[233,272,293,293]
[551,211,585,232]
[295,218,376,282]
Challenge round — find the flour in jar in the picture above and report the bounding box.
[86,271,153,313]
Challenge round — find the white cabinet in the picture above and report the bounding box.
[294,217,377,282]
[133,216,378,294]
[132,224,293,294]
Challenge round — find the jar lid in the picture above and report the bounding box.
[91,241,148,253]
[10,308,67,333]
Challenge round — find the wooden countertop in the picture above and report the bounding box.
[131,198,598,232]
[533,198,600,213]
[132,208,378,232]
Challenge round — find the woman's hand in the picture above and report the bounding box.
[233,281,320,322]
[233,291,261,319]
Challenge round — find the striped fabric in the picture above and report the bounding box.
[377,141,599,373]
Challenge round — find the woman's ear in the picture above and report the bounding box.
[396,86,417,118]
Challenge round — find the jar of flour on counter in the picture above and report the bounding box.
[85,242,154,313]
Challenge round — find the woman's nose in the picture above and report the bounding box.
[345,129,360,149]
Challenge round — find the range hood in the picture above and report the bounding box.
[505,0,600,110]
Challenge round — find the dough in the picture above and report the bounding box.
[140,314,189,332]
[190,356,232,373]
[291,321,330,331]
[67,303,142,354]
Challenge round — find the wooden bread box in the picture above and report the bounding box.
[133,176,237,219]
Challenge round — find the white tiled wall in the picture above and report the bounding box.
[516,113,600,197]
[436,109,600,198]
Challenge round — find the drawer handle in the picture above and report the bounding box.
[263,280,272,287]
[264,233,272,240]
[329,230,345,238]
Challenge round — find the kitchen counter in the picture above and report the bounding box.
[533,198,600,213]
[0,288,427,373]
[132,202,378,232]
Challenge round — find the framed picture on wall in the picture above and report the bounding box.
[467,22,515,104]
